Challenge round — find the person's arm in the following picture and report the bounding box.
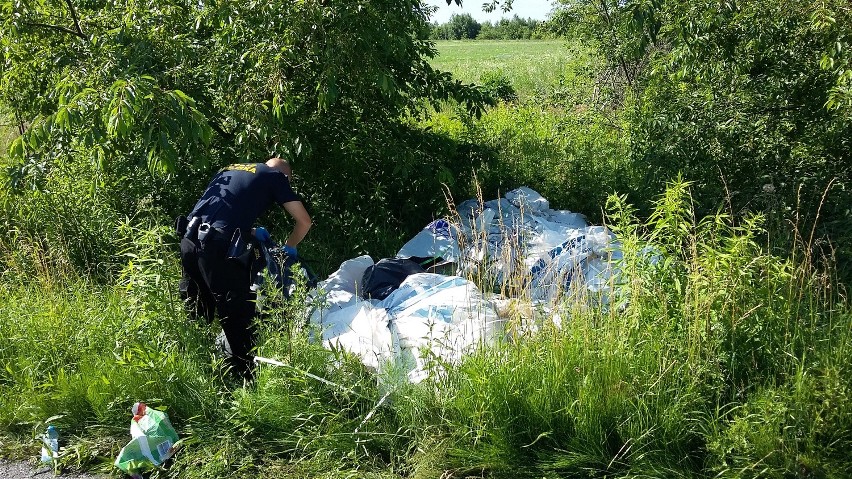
[282,200,312,248]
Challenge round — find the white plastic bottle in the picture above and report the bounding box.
[40,425,59,463]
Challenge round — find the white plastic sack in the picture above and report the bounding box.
[318,254,374,295]
[544,210,588,229]
[313,302,393,370]
[527,226,620,301]
[309,255,375,320]
[384,273,501,382]
[528,232,593,301]
[449,188,620,304]
[307,272,501,383]
[397,219,460,262]
[505,186,550,213]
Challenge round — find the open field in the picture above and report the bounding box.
[430,40,581,100]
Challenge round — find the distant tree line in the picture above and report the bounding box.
[429,13,557,40]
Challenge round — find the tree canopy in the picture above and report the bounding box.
[0,0,494,272]
[2,0,490,174]
[548,0,851,270]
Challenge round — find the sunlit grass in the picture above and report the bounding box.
[430,40,584,101]
[0,113,17,156]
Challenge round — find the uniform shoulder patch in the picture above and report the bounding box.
[225,164,257,174]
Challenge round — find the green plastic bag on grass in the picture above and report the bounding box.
[114,402,181,478]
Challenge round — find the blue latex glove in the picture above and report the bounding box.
[282,245,298,257]
[254,226,270,243]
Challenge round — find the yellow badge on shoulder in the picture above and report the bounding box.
[226,164,257,174]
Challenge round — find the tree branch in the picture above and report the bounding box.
[208,117,234,141]
[21,21,86,39]
[597,0,635,88]
[64,0,84,38]
[14,109,26,136]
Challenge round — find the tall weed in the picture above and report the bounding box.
[391,179,851,477]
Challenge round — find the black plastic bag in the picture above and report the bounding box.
[360,258,426,300]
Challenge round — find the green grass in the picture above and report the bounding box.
[1,180,850,478]
[430,40,582,101]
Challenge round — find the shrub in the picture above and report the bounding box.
[479,70,518,103]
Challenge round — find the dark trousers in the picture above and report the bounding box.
[179,234,257,378]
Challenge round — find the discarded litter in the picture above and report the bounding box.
[39,425,59,464]
[301,187,623,383]
[114,402,180,478]
[360,257,426,300]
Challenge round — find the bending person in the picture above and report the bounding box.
[177,157,311,379]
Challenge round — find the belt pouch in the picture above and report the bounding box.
[175,216,188,237]
[228,229,254,269]
[184,217,201,240]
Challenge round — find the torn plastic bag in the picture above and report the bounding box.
[314,302,394,370]
[397,219,460,262]
[527,226,618,302]
[505,186,550,213]
[309,255,375,327]
[542,210,588,229]
[319,255,374,295]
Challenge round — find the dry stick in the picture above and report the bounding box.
[14,109,26,136]
[354,390,393,434]
[716,164,734,218]
[22,1,85,40]
[21,21,85,39]
[806,178,837,257]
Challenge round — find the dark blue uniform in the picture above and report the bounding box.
[179,163,301,379]
[189,162,299,234]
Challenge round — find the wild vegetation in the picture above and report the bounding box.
[0,0,850,478]
[429,14,547,40]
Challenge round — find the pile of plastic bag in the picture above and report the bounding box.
[397,186,622,302]
[306,187,622,382]
[309,258,501,383]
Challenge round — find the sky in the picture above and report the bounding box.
[423,0,557,25]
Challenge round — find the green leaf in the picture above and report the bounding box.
[9,136,25,159]
[55,107,69,130]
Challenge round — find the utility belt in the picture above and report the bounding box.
[175,215,256,266]
[176,215,227,243]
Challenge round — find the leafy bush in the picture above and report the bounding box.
[479,70,518,103]
[551,0,852,277]
[423,101,630,224]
